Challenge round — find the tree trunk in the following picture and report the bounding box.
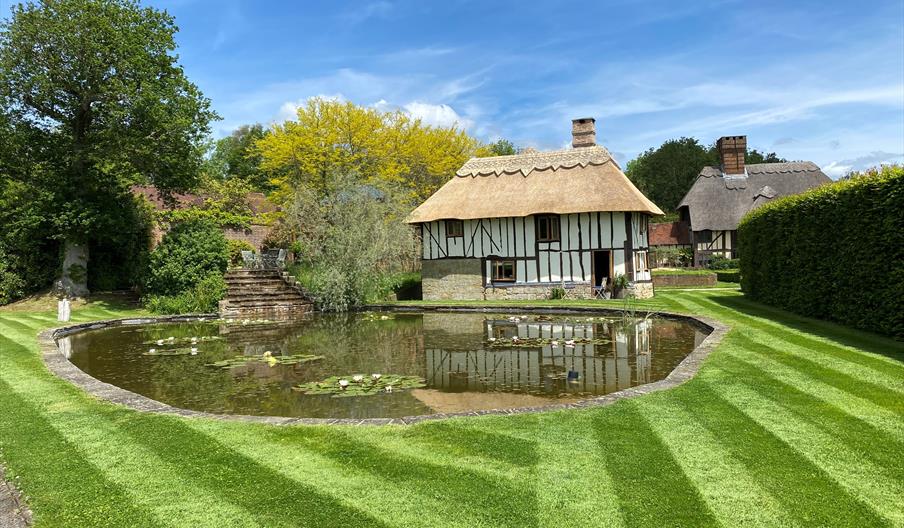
[56,240,90,298]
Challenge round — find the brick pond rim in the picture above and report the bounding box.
[39,307,730,426]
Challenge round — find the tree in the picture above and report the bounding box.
[626,138,717,213]
[0,0,216,296]
[208,124,270,190]
[626,138,788,213]
[475,138,518,157]
[255,98,478,205]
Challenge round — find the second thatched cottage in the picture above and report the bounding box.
[406,118,664,300]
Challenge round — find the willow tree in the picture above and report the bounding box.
[0,0,216,296]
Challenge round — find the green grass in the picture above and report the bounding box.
[1,290,902,527]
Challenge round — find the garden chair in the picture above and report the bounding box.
[240,250,258,269]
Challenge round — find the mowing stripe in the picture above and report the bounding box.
[709,380,904,525]
[0,343,265,527]
[721,333,904,437]
[592,402,720,528]
[0,379,164,528]
[638,396,799,527]
[684,292,904,377]
[118,415,397,528]
[187,419,503,528]
[673,382,888,527]
[265,426,540,528]
[711,353,904,481]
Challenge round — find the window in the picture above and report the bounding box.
[492,260,516,282]
[634,251,649,277]
[446,220,464,238]
[536,215,560,242]
[696,230,712,243]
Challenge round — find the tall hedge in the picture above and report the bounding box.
[739,166,903,338]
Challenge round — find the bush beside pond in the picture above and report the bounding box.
[739,165,904,338]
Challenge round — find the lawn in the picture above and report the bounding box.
[1,289,902,527]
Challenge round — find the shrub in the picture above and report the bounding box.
[707,255,740,270]
[144,219,228,296]
[715,270,740,283]
[0,247,26,304]
[144,273,226,314]
[550,287,566,300]
[227,239,256,268]
[739,165,903,338]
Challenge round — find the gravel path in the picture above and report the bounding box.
[0,465,30,528]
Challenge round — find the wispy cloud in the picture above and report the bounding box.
[341,1,393,25]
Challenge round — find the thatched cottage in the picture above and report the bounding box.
[677,136,830,266]
[406,118,664,300]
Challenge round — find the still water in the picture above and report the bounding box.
[63,312,707,419]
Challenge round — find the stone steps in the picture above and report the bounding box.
[219,268,314,318]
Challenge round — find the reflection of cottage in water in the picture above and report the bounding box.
[425,317,657,396]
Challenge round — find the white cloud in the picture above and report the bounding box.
[822,151,903,178]
[276,93,346,122]
[402,101,472,129]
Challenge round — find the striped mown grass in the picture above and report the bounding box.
[0,289,902,527]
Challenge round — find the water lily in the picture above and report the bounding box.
[156,339,164,346]
[168,336,175,341]
[487,337,497,342]
[352,375,364,383]
[512,336,520,342]
[149,348,156,353]
[551,341,558,348]
[263,351,272,357]
[338,379,350,389]
[380,315,390,320]
[385,385,393,393]
[190,348,198,356]
[371,373,381,380]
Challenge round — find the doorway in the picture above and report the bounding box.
[592,250,611,289]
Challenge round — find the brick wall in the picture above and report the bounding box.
[422,259,484,300]
[653,273,716,287]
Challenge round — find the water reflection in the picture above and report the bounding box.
[65,312,705,419]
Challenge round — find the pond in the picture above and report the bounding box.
[61,311,708,419]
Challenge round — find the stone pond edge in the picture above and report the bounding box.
[38,308,730,426]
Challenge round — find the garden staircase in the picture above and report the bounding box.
[219,269,314,318]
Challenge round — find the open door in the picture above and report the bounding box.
[592,250,612,289]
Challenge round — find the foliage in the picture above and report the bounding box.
[206,353,324,369]
[739,165,903,338]
[0,179,60,303]
[475,138,518,157]
[227,239,256,268]
[144,220,228,297]
[715,270,741,283]
[0,247,26,305]
[293,374,426,397]
[143,273,226,314]
[282,171,419,311]
[87,194,154,291]
[0,0,216,288]
[611,273,629,291]
[255,98,478,206]
[626,137,787,212]
[650,246,693,267]
[706,255,740,270]
[157,176,258,229]
[550,287,566,300]
[391,271,422,301]
[207,124,270,191]
[652,268,715,276]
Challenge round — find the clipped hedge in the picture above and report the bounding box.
[715,270,740,283]
[739,166,904,338]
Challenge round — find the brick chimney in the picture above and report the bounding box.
[572,117,596,148]
[717,135,747,175]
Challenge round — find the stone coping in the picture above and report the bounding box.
[39,309,729,426]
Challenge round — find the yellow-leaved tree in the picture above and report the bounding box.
[255,98,479,205]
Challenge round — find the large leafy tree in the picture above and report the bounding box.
[207,123,269,190]
[0,0,216,296]
[626,138,788,214]
[256,98,478,204]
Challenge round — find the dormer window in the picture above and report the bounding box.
[536,215,560,242]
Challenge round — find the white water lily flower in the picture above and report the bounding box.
[385,385,393,393]
[512,336,520,342]
[149,348,156,353]
[263,351,272,357]
[190,348,198,355]
[551,341,558,348]
[353,375,364,383]
[487,337,496,342]
[168,336,175,341]
[156,339,164,346]
[338,379,350,388]
[371,373,381,380]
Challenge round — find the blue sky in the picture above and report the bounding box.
[140,1,904,176]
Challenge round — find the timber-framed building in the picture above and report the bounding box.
[406,118,664,300]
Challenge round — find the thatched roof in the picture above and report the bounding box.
[406,146,663,223]
[677,162,831,231]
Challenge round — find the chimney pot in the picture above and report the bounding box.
[572,117,596,148]
[717,135,747,175]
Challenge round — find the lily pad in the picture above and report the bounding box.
[293,374,424,397]
[142,335,223,346]
[142,347,199,356]
[205,353,324,369]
